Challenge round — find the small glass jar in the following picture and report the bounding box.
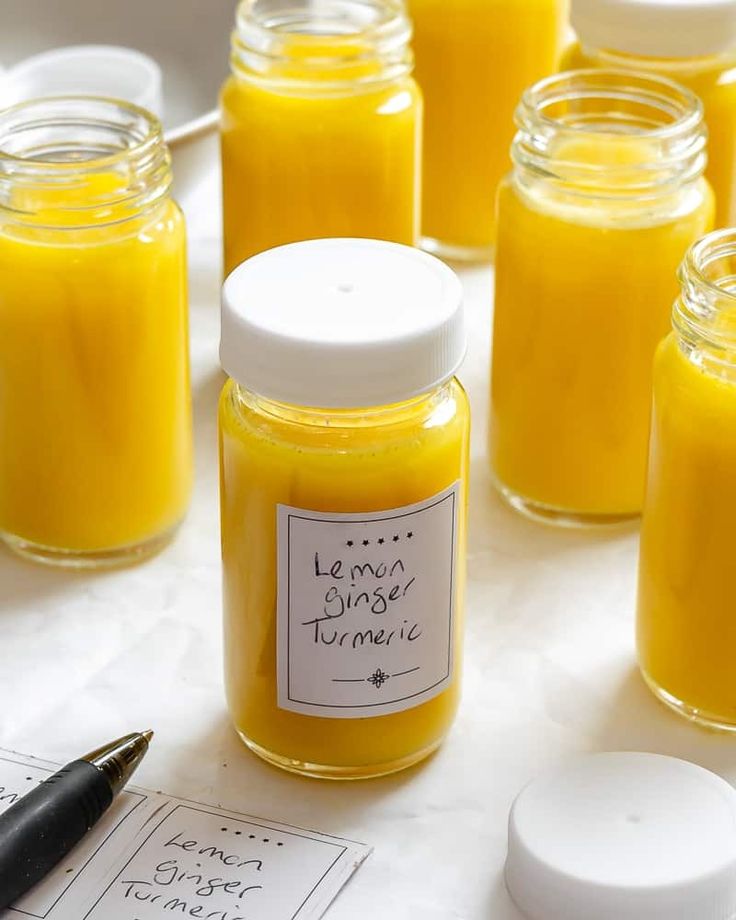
[0,97,192,568]
[219,238,469,779]
[408,0,567,261]
[563,0,736,228]
[220,0,421,276]
[490,70,714,526]
[638,229,736,732]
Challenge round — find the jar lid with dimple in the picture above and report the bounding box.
[220,239,466,409]
[506,752,736,920]
[571,0,736,58]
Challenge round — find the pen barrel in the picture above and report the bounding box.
[0,760,112,909]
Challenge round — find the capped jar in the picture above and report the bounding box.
[638,228,736,732]
[0,97,192,568]
[220,0,421,275]
[219,238,469,779]
[490,69,714,526]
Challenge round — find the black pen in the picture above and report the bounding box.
[0,730,152,909]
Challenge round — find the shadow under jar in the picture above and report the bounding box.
[219,239,469,779]
[220,0,421,276]
[638,229,736,732]
[490,70,714,527]
[0,98,192,568]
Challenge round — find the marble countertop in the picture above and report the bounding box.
[2,158,735,920]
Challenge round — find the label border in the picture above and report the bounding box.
[278,483,459,716]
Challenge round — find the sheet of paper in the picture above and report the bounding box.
[0,750,370,920]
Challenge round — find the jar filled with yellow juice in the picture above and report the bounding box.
[0,98,192,568]
[219,238,469,779]
[563,0,736,228]
[490,71,714,526]
[638,229,736,731]
[220,0,421,275]
[408,0,567,261]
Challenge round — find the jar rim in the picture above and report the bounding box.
[235,0,409,46]
[0,95,164,171]
[0,95,171,226]
[681,228,736,304]
[513,68,707,199]
[519,68,704,141]
[231,0,412,88]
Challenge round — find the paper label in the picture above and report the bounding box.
[277,482,459,719]
[0,750,370,920]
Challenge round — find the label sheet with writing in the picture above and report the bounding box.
[0,750,370,920]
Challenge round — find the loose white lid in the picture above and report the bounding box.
[571,0,736,57]
[220,239,466,409]
[3,45,163,116]
[506,752,736,920]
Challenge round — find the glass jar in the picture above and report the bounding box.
[0,97,192,568]
[219,238,469,779]
[408,0,567,262]
[638,229,736,731]
[563,0,736,228]
[220,0,421,276]
[490,70,714,526]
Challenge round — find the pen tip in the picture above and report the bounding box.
[142,730,154,744]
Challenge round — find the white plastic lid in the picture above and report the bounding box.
[220,238,465,409]
[571,0,736,57]
[3,45,163,116]
[506,752,736,920]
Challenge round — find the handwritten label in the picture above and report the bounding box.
[0,750,369,920]
[277,483,459,719]
[85,804,358,920]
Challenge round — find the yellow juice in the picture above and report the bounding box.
[492,187,715,517]
[409,0,567,256]
[638,332,736,726]
[0,198,192,558]
[220,13,421,275]
[491,174,713,517]
[563,43,736,228]
[219,380,469,776]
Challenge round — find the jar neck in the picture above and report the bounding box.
[230,0,413,93]
[674,229,736,374]
[234,381,453,429]
[0,97,171,230]
[512,69,707,202]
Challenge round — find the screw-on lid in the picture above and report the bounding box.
[220,239,466,409]
[571,0,736,57]
[3,45,163,115]
[506,752,736,920]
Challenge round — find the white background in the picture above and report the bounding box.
[2,161,736,920]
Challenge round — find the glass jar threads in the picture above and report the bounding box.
[220,0,421,275]
[0,97,192,568]
[408,0,567,261]
[564,0,736,227]
[490,70,714,526]
[638,229,736,731]
[219,238,469,779]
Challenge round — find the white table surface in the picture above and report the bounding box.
[2,155,735,920]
